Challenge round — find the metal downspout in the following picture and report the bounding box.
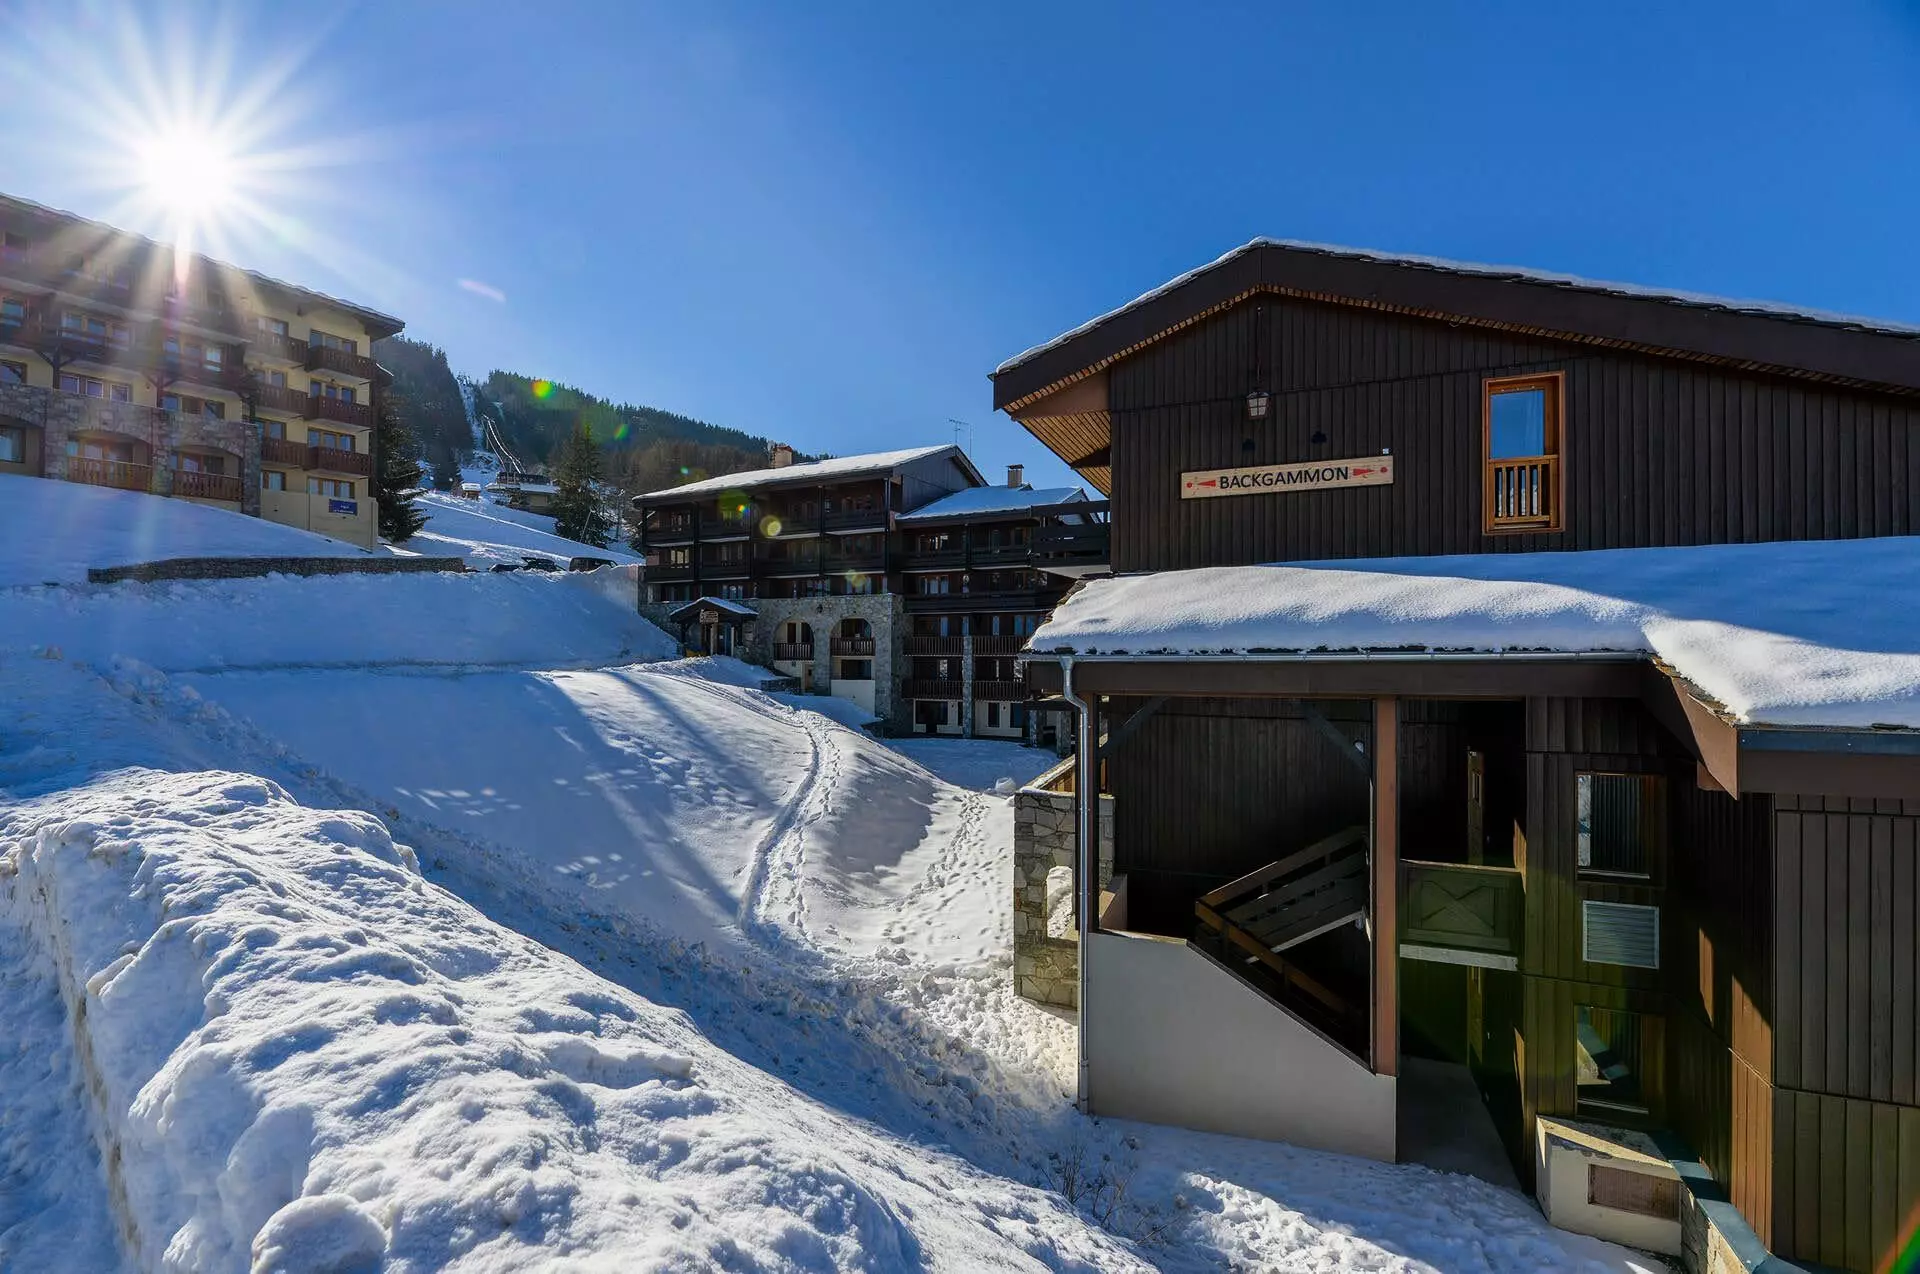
[1061,656,1095,1114]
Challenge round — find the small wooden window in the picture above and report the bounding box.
[1576,772,1663,878]
[1575,1005,1659,1114]
[1483,372,1564,533]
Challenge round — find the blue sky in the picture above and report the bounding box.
[3,1,1918,488]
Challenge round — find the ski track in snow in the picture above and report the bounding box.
[726,684,832,943]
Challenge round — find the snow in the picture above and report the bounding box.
[0,473,374,586]
[1,569,673,673]
[635,445,965,502]
[407,490,640,570]
[996,236,1920,374]
[1031,537,1920,729]
[0,650,1654,1274]
[894,485,1090,522]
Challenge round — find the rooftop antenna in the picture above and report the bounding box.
[947,417,974,458]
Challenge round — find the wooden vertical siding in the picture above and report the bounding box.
[1105,295,1920,573]
[1764,794,1920,1272]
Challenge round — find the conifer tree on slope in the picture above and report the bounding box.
[552,421,612,547]
[373,393,429,543]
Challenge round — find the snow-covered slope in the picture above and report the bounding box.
[3,567,671,672]
[406,490,640,570]
[0,473,373,586]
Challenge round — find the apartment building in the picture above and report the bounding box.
[632,444,1108,735]
[0,191,402,547]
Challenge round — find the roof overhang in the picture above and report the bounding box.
[666,596,757,623]
[1026,649,1920,800]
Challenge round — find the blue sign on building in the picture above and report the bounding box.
[329,499,358,514]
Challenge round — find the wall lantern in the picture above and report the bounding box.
[1246,390,1271,420]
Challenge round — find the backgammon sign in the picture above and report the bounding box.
[1180,455,1395,499]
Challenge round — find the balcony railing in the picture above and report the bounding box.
[308,395,374,428]
[758,551,821,575]
[899,547,966,570]
[973,679,1023,702]
[830,636,875,657]
[905,591,1050,614]
[699,557,752,577]
[67,457,152,493]
[252,383,308,416]
[308,445,373,477]
[306,343,378,380]
[903,678,964,700]
[1032,522,1110,564]
[260,437,308,466]
[646,562,697,581]
[970,542,1034,566]
[821,551,884,575]
[773,643,814,662]
[1487,455,1557,529]
[703,512,755,538]
[251,330,309,364]
[1400,860,1523,963]
[903,636,965,657]
[821,506,887,532]
[972,634,1029,657]
[647,518,696,544]
[172,469,244,502]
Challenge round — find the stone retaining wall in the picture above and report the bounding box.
[89,555,467,584]
[1013,756,1113,1009]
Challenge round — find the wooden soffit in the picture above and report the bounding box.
[1008,369,1112,495]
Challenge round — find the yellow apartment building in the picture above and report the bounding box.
[0,191,403,547]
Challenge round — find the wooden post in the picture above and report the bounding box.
[1372,696,1399,1078]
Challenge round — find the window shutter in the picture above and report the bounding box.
[1582,901,1660,968]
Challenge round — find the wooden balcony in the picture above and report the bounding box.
[1400,860,1523,967]
[645,562,697,582]
[905,590,1050,615]
[903,635,965,657]
[773,643,814,662]
[172,469,244,502]
[67,457,152,493]
[821,551,884,575]
[821,506,887,532]
[306,343,377,380]
[259,437,308,466]
[830,636,875,657]
[902,678,964,700]
[972,634,1028,656]
[307,395,374,428]
[1486,455,1558,530]
[253,383,308,416]
[899,546,966,570]
[251,330,309,364]
[973,679,1023,702]
[646,518,696,544]
[1032,522,1109,564]
[308,445,373,477]
[970,542,1033,567]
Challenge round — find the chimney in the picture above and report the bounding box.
[1006,463,1025,488]
[769,443,795,469]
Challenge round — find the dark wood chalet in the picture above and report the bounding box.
[994,239,1920,1273]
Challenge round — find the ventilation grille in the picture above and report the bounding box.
[1582,901,1660,968]
[1588,1164,1681,1219]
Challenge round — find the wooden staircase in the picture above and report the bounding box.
[1193,825,1370,1047]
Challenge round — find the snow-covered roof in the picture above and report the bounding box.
[634,446,977,503]
[996,238,1920,375]
[894,484,1089,523]
[1029,537,1920,730]
[668,595,757,620]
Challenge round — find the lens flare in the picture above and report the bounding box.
[532,379,553,400]
[760,516,783,537]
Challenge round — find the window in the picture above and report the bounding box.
[261,470,287,491]
[68,437,133,462]
[257,316,289,337]
[309,477,354,498]
[840,659,873,680]
[1574,1006,1653,1115]
[917,575,951,595]
[666,547,692,567]
[0,425,23,464]
[1483,372,1564,532]
[260,418,286,440]
[719,582,749,600]
[311,381,357,404]
[0,359,25,385]
[310,329,357,354]
[1576,773,1662,878]
[1,297,25,325]
[265,369,288,388]
[175,453,227,475]
[60,374,132,402]
[312,430,354,452]
[986,703,1001,728]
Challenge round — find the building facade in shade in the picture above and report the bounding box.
[995,239,1920,1273]
[631,444,1108,737]
[0,192,403,547]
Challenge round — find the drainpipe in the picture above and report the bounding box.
[1060,656,1096,1114]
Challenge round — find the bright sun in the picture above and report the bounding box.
[137,128,237,217]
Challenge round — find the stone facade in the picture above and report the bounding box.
[1012,757,1114,1009]
[0,381,261,516]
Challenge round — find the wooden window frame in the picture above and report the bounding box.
[1575,770,1666,883]
[1481,371,1565,535]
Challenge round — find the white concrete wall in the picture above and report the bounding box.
[830,678,875,716]
[1083,929,1397,1161]
[1534,1119,1684,1257]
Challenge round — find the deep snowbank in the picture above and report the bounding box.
[407,492,642,570]
[0,473,372,587]
[1,767,1142,1273]
[1,568,672,672]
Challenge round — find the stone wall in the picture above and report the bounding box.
[89,555,466,584]
[0,381,261,516]
[1013,756,1113,1009]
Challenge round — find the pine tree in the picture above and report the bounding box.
[373,394,429,543]
[551,421,612,547]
